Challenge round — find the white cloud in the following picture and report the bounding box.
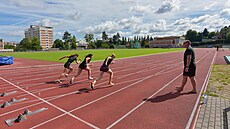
[155,0,180,14]
[220,8,230,16]
[191,15,210,23]
[34,19,62,27]
[203,2,217,10]
[119,16,142,29]
[172,14,230,33]
[129,5,153,14]
[7,31,24,37]
[224,0,230,8]
[7,0,46,9]
[56,32,64,36]
[0,0,230,42]
[68,11,81,21]
[81,16,142,36]
[111,0,137,4]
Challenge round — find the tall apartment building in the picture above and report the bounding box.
[0,39,4,50]
[25,25,53,50]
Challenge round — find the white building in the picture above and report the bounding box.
[149,36,186,48]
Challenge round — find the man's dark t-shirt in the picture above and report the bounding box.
[183,46,196,77]
[184,46,195,67]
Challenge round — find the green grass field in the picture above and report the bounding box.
[0,48,184,62]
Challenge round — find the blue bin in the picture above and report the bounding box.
[0,56,14,65]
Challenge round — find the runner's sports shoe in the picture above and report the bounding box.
[70,78,74,84]
[88,77,93,80]
[176,87,183,92]
[56,79,62,84]
[65,74,69,78]
[109,82,114,86]
[90,82,95,90]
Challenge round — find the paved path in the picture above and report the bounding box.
[195,96,230,129]
[195,48,230,129]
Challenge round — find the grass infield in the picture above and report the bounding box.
[207,65,230,99]
[0,48,184,62]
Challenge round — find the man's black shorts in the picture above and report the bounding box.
[183,65,196,77]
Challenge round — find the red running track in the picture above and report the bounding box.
[0,48,220,129]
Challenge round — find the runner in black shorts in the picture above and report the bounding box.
[56,54,79,83]
[70,54,93,84]
[176,40,197,93]
[90,54,115,90]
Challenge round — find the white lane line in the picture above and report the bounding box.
[17,87,57,98]
[29,62,186,129]
[0,77,100,129]
[5,54,181,92]
[1,50,205,127]
[0,91,77,117]
[185,51,217,129]
[28,50,209,128]
[0,64,62,70]
[0,76,146,116]
[106,51,213,129]
[30,75,154,129]
[106,73,182,129]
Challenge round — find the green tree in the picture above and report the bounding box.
[208,32,217,39]
[185,30,198,42]
[112,33,121,45]
[88,42,96,49]
[62,31,71,49]
[101,43,109,48]
[4,44,15,49]
[226,32,230,40]
[84,33,94,42]
[121,37,127,45]
[31,37,42,51]
[202,28,209,38]
[102,31,108,41]
[95,40,103,48]
[21,38,30,50]
[70,35,77,49]
[19,37,41,51]
[197,32,202,42]
[220,26,229,39]
[53,39,64,50]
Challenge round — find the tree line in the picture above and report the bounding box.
[4,25,230,51]
[52,31,153,50]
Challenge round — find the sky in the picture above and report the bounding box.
[0,0,230,42]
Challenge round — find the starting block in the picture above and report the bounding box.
[1,91,17,97]
[1,97,28,108]
[5,108,48,126]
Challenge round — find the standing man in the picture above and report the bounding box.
[176,40,197,93]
